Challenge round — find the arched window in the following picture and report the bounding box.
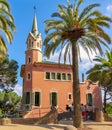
[27,73,31,80]
[28,57,31,64]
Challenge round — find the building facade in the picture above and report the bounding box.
[20,11,102,118]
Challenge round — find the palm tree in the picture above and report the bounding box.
[43,0,112,127]
[86,50,112,113]
[0,0,16,57]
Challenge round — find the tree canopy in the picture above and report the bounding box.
[0,91,21,118]
[0,56,19,91]
[86,50,112,112]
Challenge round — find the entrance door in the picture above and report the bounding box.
[50,92,58,106]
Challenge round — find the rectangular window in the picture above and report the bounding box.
[46,72,50,79]
[67,74,71,80]
[57,73,61,80]
[62,73,66,80]
[86,93,93,106]
[51,73,55,80]
[25,92,30,104]
[34,92,41,106]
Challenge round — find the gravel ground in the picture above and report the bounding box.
[0,121,112,130]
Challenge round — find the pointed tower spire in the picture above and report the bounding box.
[31,6,38,36]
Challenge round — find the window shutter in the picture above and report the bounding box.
[39,92,41,106]
[56,93,58,106]
[50,93,52,106]
[32,92,35,105]
[23,92,26,104]
[86,94,88,105]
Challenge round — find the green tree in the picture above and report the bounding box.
[0,56,19,91]
[0,91,21,118]
[86,50,112,113]
[0,0,16,56]
[43,0,112,127]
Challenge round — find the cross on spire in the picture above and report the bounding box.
[34,6,36,13]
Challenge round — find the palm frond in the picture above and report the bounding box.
[79,3,100,21]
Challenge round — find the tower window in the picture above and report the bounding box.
[32,42,33,47]
[28,57,31,64]
[37,42,39,47]
[27,73,31,80]
[28,39,31,48]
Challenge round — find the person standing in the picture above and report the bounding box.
[81,104,86,120]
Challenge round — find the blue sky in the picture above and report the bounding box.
[7,0,112,95]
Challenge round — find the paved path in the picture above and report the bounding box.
[84,121,112,130]
[0,121,112,130]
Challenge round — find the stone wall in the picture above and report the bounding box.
[95,108,104,122]
[104,114,112,121]
[0,108,58,125]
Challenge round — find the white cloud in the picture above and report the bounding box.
[79,46,97,72]
[44,46,97,77]
[106,5,112,16]
[106,5,112,11]
[14,84,22,96]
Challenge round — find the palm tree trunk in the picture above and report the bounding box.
[72,40,82,128]
[103,86,107,113]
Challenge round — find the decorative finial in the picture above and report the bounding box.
[34,6,36,13]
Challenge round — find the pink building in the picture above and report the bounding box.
[20,11,102,118]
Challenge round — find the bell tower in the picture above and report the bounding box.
[25,7,42,65]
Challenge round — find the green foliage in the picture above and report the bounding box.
[0,0,16,55]
[44,0,112,62]
[0,91,21,117]
[0,56,19,91]
[86,50,112,113]
[106,103,112,115]
[0,109,3,118]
